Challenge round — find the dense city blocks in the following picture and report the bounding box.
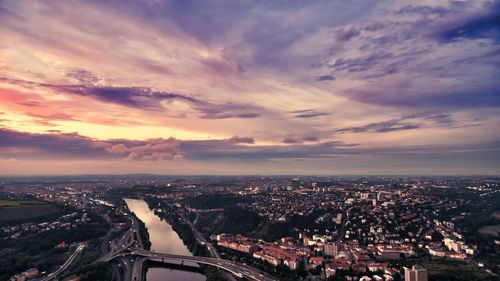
[0,176,498,281]
[1,1,499,281]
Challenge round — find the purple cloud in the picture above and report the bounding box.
[432,1,500,42]
[290,109,329,119]
[302,135,319,142]
[336,119,420,133]
[228,136,255,144]
[283,137,301,144]
[335,27,360,41]
[316,74,335,81]
[66,68,100,85]
[397,5,449,16]
[0,128,106,159]
[330,52,394,73]
[347,80,500,108]
[1,76,263,119]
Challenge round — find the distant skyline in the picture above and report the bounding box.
[1,0,499,175]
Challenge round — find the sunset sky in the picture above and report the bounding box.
[0,0,499,175]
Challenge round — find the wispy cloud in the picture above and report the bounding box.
[290,109,329,119]
[0,0,499,174]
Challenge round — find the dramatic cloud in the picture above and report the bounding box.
[0,0,499,174]
[2,76,264,119]
[57,83,263,119]
[433,2,500,42]
[106,139,181,161]
[0,129,106,159]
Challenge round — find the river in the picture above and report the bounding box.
[124,198,206,281]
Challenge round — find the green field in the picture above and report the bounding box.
[0,200,62,222]
[478,224,500,235]
[421,260,496,281]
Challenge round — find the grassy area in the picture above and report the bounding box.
[195,211,224,235]
[0,200,62,223]
[478,224,500,235]
[421,260,497,281]
[215,206,263,236]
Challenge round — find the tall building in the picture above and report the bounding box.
[292,178,300,190]
[404,265,428,281]
[377,192,384,201]
[324,242,338,256]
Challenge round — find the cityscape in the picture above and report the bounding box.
[1,0,499,281]
[0,176,498,281]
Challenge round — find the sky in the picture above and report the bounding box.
[0,0,499,175]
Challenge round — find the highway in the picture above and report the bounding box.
[102,226,276,281]
[174,208,221,259]
[175,207,236,281]
[130,257,147,281]
[42,243,86,281]
[99,208,276,281]
[99,230,135,262]
[130,247,276,281]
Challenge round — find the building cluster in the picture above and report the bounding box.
[214,233,409,280]
[250,190,343,223]
[170,176,493,279]
[424,220,476,260]
[8,268,39,281]
[0,212,89,240]
[1,175,496,281]
[404,266,428,281]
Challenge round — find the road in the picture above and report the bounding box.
[131,247,276,281]
[42,243,86,281]
[99,229,135,262]
[338,207,348,242]
[175,208,237,281]
[100,208,275,281]
[129,214,145,249]
[175,207,220,259]
[130,257,147,281]
[99,214,143,263]
[102,222,275,281]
